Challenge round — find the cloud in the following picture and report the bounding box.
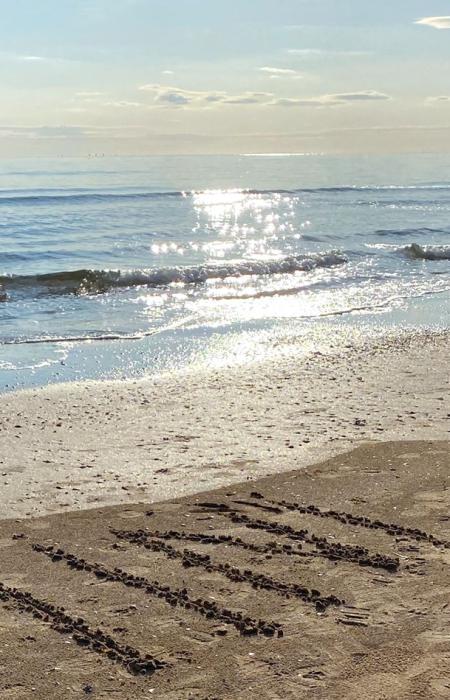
[19,55,46,62]
[0,52,49,62]
[259,66,302,79]
[426,96,450,103]
[138,83,390,110]
[273,98,328,108]
[333,91,390,102]
[157,90,192,105]
[162,70,174,75]
[139,83,273,107]
[415,16,450,29]
[272,91,391,107]
[2,52,77,64]
[224,92,273,104]
[74,93,145,109]
[139,84,206,106]
[101,100,145,108]
[286,49,370,58]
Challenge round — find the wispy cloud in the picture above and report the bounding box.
[138,84,391,109]
[224,93,273,104]
[273,97,329,108]
[143,85,200,105]
[19,55,46,62]
[426,95,450,103]
[74,93,146,109]
[333,91,390,102]
[0,52,48,62]
[1,51,80,65]
[103,100,145,108]
[259,66,303,79]
[286,49,370,58]
[139,83,273,107]
[272,91,391,108]
[415,16,450,29]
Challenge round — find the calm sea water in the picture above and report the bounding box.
[0,154,449,392]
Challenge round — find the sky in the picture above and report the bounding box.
[1,0,450,156]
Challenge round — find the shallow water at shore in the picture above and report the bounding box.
[1,153,449,392]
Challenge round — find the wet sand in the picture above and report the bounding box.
[0,329,449,697]
[0,440,449,699]
[0,329,449,519]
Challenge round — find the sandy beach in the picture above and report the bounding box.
[0,330,448,698]
[0,439,449,699]
[0,329,449,520]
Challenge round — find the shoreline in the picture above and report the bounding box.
[0,327,448,520]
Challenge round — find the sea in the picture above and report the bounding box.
[0,153,449,393]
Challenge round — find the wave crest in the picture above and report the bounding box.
[2,183,450,206]
[0,251,347,298]
[401,243,450,261]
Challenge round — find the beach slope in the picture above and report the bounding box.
[1,330,449,520]
[0,440,449,699]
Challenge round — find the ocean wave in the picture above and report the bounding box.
[0,190,183,206]
[5,285,450,347]
[0,251,348,298]
[375,227,447,237]
[3,332,150,345]
[401,243,450,261]
[1,183,450,206]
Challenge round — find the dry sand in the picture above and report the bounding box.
[0,440,449,699]
[0,329,449,698]
[0,330,449,519]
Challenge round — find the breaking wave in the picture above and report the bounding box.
[400,243,450,261]
[0,251,347,298]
